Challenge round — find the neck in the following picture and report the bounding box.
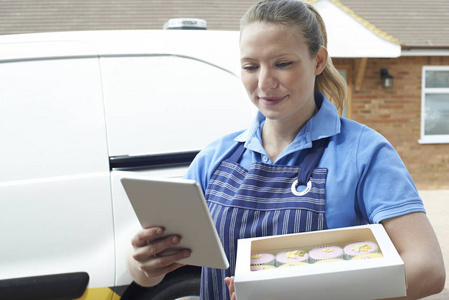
[262,106,318,162]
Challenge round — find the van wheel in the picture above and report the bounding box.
[122,266,201,300]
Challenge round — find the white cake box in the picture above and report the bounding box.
[234,224,406,300]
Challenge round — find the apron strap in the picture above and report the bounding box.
[228,142,246,163]
[296,137,330,185]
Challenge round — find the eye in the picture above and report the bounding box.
[242,65,258,72]
[277,62,293,68]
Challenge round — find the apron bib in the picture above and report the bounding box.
[200,138,329,300]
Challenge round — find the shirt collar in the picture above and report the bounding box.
[235,92,341,154]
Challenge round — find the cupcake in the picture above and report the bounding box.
[309,245,344,263]
[250,265,276,271]
[275,250,309,267]
[344,241,379,260]
[352,253,384,260]
[278,262,309,268]
[314,258,344,264]
[250,253,275,266]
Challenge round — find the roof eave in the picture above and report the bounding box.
[401,45,449,56]
[313,0,402,58]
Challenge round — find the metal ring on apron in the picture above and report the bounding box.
[290,179,312,196]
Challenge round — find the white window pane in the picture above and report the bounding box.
[337,69,348,80]
[425,70,449,88]
[424,93,449,135]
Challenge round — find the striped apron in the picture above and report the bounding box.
[200,137,329,300]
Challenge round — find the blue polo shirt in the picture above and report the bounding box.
[185,92,425,228]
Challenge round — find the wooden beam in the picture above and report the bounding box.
[354,57,368,92]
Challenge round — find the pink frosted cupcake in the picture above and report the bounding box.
[250,253,275,267]
[275,250,309,267]
[309,245,344,263]
[344,241,379,260]
[250,265,276,271]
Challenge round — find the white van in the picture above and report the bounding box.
[0,29,254,299]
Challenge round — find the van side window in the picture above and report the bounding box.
[100,55,254,158]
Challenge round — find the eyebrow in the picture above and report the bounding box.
[240,53,292,62]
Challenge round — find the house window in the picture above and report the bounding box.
[419,66,449,144]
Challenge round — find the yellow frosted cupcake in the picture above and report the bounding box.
[250,265,276,271]
[278,262,309,268]
[314,258,344,264]
[352,253,384,260]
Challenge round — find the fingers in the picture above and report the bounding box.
[130,226,192,278]
[225,276,236,300]
[131,227,164,248]
[139,250,191,277]
[132,227,178,261]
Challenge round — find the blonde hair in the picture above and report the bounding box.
[240,0,347,114]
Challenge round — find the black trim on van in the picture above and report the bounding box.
[109,151,199,170]
[0,272,89,300]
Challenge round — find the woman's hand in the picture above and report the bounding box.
[225,276,237,300]
[127,226,191,287]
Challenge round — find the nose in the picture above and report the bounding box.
[258,67,278,91]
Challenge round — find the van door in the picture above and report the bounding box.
[0,41,115,299]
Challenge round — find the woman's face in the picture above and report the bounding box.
[240,22,327,126]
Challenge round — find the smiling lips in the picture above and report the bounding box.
[258,95,288,105]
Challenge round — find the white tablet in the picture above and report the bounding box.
[121,175,229,270]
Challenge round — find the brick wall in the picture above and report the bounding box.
[334,56,449,190]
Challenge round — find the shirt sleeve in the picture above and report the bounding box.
[184,131,243,195]
[355,126,425,224]
[183,144,217,195]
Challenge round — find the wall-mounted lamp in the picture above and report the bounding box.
[380,68,394,88]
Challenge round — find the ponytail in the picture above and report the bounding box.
[305,2,347,114]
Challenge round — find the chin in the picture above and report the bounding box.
[259,110,286,121]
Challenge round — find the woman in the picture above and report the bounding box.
[128,1,445,299]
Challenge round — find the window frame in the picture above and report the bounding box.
[419,66,449,144]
